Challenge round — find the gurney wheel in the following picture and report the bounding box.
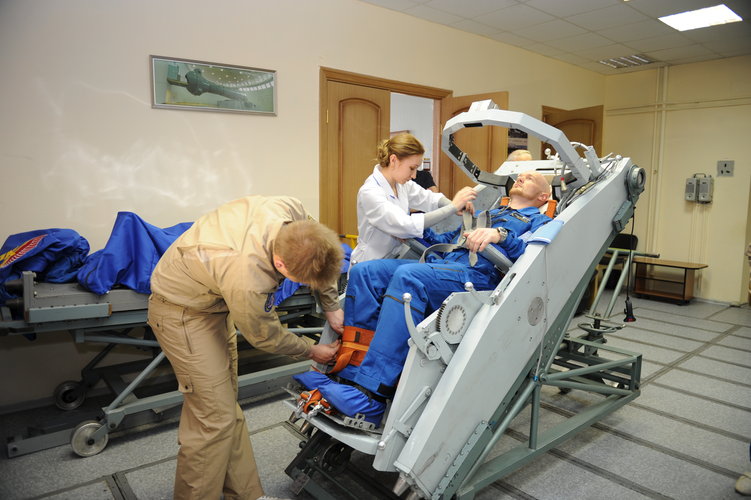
[54,380,86,410]
[71,420,109,457]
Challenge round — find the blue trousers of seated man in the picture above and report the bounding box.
[339,258,501,396]
[293,258,501,426]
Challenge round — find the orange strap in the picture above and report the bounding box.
[543,199,557,218]
[299,389,332,414]
[328,326,375,374]
[301,389,322,413]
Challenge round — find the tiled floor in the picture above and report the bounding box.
[1,293,749,499]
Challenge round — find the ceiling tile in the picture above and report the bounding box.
[423,0,517,18]
[680,22,751,44]
[596,19,675,43]
[511,19,587,42]
[554,52,593,65]
[701,34,751,55]
[450,18,500,37]
[524,42,568,57]
[724,0,751,18]
[566,4,651,30]
[525,0,621,18]
[645,44,715,61]
[480,4,555,31]
[550,31,615,52]
[626,33,694,52]
[403,5,462,25]
[669,53,723,66]
[486,31,535,47]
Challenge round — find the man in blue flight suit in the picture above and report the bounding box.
[297,171,553,426]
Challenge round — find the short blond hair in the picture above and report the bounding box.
[275,220,343,290]
[507,149,533,161]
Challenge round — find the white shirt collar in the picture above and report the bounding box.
[372,165,397,200]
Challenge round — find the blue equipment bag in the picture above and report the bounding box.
[0,229,89,304]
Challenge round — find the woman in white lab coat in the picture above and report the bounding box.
[350,133,476,265]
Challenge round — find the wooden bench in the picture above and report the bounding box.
[633,257,707,303]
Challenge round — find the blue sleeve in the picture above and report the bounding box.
[529,213,552,232]
[494,213,552,261]
[496,232,526,261]
[423,224,461,245]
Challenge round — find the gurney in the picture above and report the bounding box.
[0,225,345,458]
[284,100,646,499]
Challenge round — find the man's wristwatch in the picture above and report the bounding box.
[495,227,508,242]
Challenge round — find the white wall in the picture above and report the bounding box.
[390,92,434,162]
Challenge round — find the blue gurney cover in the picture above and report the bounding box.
[0,229,90,304]
[77,212,192,295]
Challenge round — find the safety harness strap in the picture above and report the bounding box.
[419,210,491,266]
[328,326,375,374]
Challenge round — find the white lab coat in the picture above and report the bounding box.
[351,165,445,264]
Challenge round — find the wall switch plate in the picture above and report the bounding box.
[717,160,734,177]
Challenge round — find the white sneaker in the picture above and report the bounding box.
[257,496,292,500]
[737,472,751,496]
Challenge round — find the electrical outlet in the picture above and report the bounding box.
[717,160,734,177]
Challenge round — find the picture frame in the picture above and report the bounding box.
[150,55,276,115]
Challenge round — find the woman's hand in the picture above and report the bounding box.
[451,187,477,213]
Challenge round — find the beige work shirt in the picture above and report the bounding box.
[150,195,339,359]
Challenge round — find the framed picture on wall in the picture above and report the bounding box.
[507,127,528,156]
[150,56,277,115]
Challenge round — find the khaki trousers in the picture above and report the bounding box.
[148,294,264,500]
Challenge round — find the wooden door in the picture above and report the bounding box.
[438,92,509,196]
[319,68,451,239]
[321,81,390,237]
[541,105,603,158]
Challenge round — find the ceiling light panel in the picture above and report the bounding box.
[659,4,742,31]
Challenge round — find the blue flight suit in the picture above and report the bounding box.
[339,205,551,398]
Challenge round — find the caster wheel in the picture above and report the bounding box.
[53,380,86,410]
[71,420,109,457]
[320,441,352,475]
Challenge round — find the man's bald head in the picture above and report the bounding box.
[508,171,551,209]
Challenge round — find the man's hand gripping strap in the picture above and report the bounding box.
[328,326,375,374]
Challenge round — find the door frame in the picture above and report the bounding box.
[319,67,451,221]
[541,104,603,159]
